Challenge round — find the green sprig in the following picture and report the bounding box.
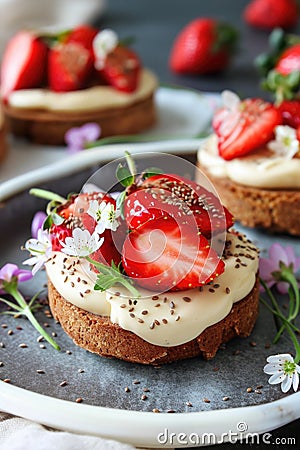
[260,264,300,363]
[86,257,140,298]
[0,280,60,350]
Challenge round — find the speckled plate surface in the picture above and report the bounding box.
[0,142,300,448]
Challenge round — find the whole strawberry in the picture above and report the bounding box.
[169,18,238,75]
[244,0,298,30]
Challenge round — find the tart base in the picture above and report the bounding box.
[48,275,259,365]
[198,162,300,236]
[3,93,156,146]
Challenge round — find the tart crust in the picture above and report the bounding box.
[198,162,300,236]
[3,93,156,145]
[0,120,8,163]
[48,275,259,365]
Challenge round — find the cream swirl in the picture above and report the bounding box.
[45,232,258,347]
[198,135,300,189]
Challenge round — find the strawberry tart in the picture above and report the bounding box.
[197,91,300,236]
[25,154,259,364]
[0,26,158,145]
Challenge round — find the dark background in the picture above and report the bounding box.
[97,1,300,448]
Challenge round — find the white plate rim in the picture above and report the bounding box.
[1,139,300,448]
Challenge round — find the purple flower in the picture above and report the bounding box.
[31,211,47,238]
[0,263,33,294]
[260,243,300,294]
[65,123,101,154]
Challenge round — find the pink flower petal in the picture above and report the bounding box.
[259,257,277,281]
[269,243,289,266]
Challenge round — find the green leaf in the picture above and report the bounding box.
[86,257,140,298]
[143,167,163,179]
[116,164,134,187]
[116,190,126,219]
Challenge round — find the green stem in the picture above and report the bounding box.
[3,285,60,351]
[30,188,66,204]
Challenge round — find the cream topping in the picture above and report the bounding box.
[7,69,158,112]
[198,135,300,189]
[45,232,258,347]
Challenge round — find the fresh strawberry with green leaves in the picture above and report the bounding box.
[96,44,141,93]
[169,18,238,75]
[256,28,300,103]
[0,31,48,100]
[213,97,282,160]
[122,216,225,292]
[124,173,234,238]
[243,0,298,31]
[48,38,94,92]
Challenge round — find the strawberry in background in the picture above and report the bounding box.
[243,0,299,31]
[169,18,238,75]
[256,28,300,125]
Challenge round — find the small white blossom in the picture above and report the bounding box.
[23,229,52,275]
[93,29,118,70]
[87,200,121,234]
[264,353,300,393]
[268,125,299,159]
[61,228,103,257]
[221,90,241,111]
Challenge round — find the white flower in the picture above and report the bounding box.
[221,90,241,111]
[61,228,103,257]
[87,200,121,234]
[264,353,300,393]
[268,125,299,159]
[23,229,52,275]
[93,29,118,70]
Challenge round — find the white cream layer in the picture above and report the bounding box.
[7,69,158,112]
[198,135,300,189]
[45,232,258,347]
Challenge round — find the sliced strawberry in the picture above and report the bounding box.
[97,45,141,93]
[0,31,48,100]
[213,98,282,160]
[48,41,93,92]
[124,174,233,237]
[277,100,300,128]
[122,216,225,292]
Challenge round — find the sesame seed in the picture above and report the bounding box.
[132,380,140,385]
[3,378,11,383]
[247,387,253,393]
[36,369,45,374]
[19,343,28,348]
[203,398,210,403]
[186,401,193,407]
[141,394,148,401]
[129,313,135,318]
[125,386,130,393]
[225,287,231,294]
[162,318,168,324]
[141,310,148,315]
[60,381,68,387]
[182,296,191,302]
[223,396,230,401]
[137,318,144,324]
[152,408,160,413]
[75,397,83,403]
[78,368,85,373]
[120,304,126,308]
